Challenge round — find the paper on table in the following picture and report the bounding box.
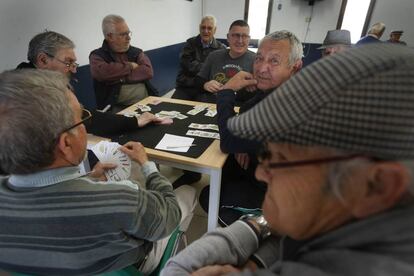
[155,133,195,152]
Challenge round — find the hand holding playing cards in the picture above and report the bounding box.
[89,162,118,181]
[222,71,257,92]
[120,142,148,165]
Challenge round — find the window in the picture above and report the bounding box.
[338,0,375,43]
[245,0,273,39]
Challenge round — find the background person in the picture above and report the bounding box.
[194,19,256,104]
[318,29,351,57]
[171,15,226,188]
[356,22,386,45]
[90,14,156,112]
[173,15,226,101]
[387,30,407,45]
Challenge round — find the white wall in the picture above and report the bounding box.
[269,0,343,44]
[369,0,414,46]
[0,0,202,70]
[203,0,245,38]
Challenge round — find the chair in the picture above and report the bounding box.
[99,226,186,276]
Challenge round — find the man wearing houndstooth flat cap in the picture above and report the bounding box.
[162,43,414,275]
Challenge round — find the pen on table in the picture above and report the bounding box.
[166,144,197,149]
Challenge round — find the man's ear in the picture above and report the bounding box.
[56,132,76,163]
[105,33,114,42]
[36,52,49,69]
[351,162,409,218]
[291,60,303,74]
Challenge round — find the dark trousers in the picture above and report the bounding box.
[199,155,266,226]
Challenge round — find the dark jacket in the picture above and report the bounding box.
[216,89,268,180]
[356,35,381,45]
[90,40,157,109]
[15,62,138,137]
[176,35,226,88]
[217,89,266,155]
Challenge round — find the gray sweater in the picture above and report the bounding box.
[0,162,181,275]
[162,205,414,275]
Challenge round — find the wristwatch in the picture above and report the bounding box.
[240,213,272,242]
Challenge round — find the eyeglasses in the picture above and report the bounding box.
[59,108,92,135]
[112,31,132,38]
[257,146,363,170]
[200,26,214,31]
[229,33,250,40]
[46,53,79,69]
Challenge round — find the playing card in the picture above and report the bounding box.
[205,109,217,117]
[136,104,151,112]
[187,104,208,115]
[186,130,220,140]
[189,123,219,131]
[90,141,131,181]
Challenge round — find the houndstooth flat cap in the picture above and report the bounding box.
[228,43,414,159]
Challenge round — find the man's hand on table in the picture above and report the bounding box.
[120,141,148,165]
[136,112,173,127]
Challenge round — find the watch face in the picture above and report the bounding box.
[257,215,268,226]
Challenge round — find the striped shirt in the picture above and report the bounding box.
[0,162,180,275]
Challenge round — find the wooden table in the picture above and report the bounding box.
[122,96,228,231]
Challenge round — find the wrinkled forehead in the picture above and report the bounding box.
[200,19,215,27]
[55,47,77,61]
[257,39,291,56]
[114,21,130,32]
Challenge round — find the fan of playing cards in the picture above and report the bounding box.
[91,141,132,181]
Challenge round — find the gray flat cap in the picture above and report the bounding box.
[317,29,351,49]
[228,43,414,159]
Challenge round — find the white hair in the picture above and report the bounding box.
[102,14,125,37]
[368,22,386,37]
[201,15,217,27]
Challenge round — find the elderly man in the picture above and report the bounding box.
[171,15,226,187]
[199,30,303,225]
[162,44,414,275]
[17,31,161,137]
[387,30,407,45]
[90,14,155,112]
[195,19,255,104]
[173,15,226,101]
[0,69,195,275]
[356,22,386,45]
[318,29,351,57]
